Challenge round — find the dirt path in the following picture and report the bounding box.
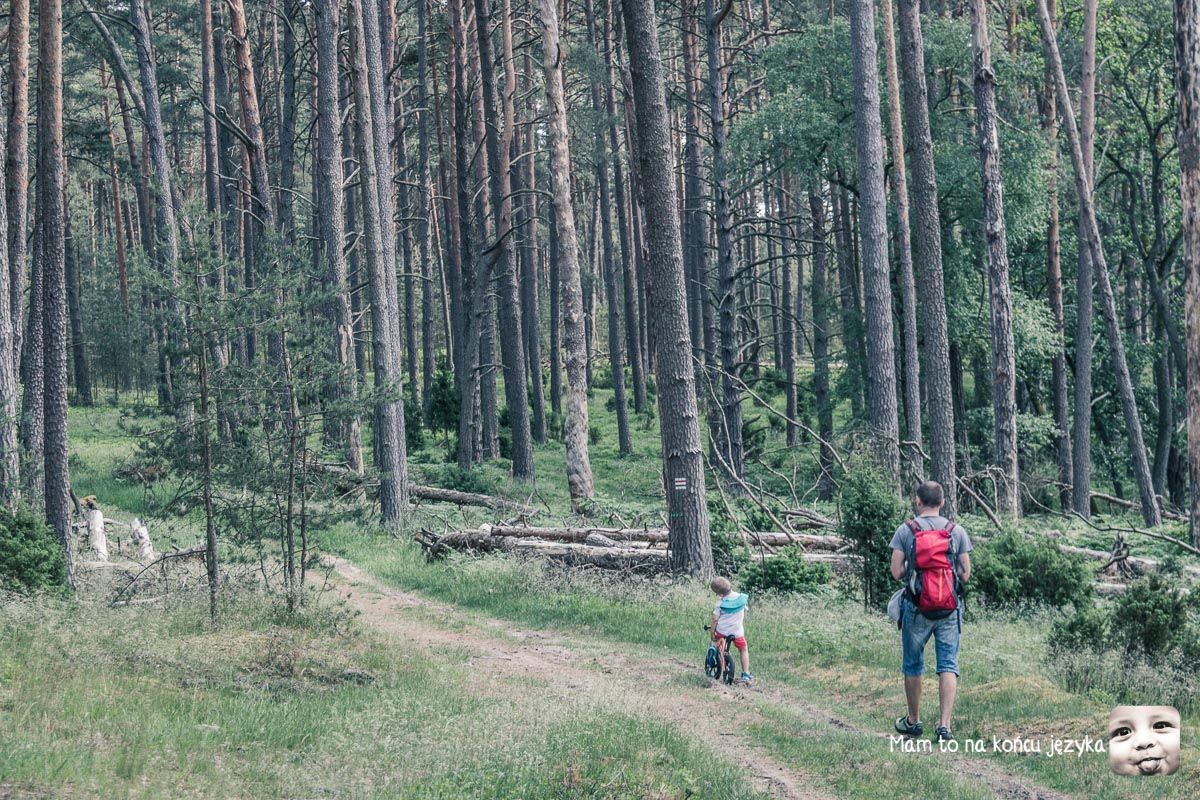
[328,557,826,800]
[327,558,1070,800]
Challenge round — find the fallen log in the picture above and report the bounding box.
[1091,491,1185,522]
[417,528,861,573]
[482,524,666,543]
[307,459,535,515]
[1057,544,1200,581]
[781,508,836,529]
[479,524,845,550]
[410,485,535,514]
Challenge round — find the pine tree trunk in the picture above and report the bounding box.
[131,0,188,420]
[1072,0,1098,517]
[536,0,595,507]
[880,0,922,457]
[848,0,901,488]
[315,0,364,474]
[64,211,92,407]
[349,0,410,521]
[970,0,1018,518]
[1036,0,1162,528]
[277,0,299,234]
[777,182,797,447]
[6,0,30,380]
[896,0,957,508]
[418,0,437,422]
[585,0,631,456]
[1174,0,1200,546]
[38,0,72,584]
[604,1,646,415]
[706,0,745,482]
[1042,0,1073,512]
[0,81,19,502]
[810,188,834,501]
[470,0,535,480]
[622,0,712,576]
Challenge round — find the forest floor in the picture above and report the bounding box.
[2,400,1199,798]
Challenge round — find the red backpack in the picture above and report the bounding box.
[905,518,959,620]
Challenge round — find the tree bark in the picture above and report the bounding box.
[585,0,632,456]
[5,0,30,380]
[622,0,713,576]
[38,0,72,584]
[896,0,957,508]
[1071,0,1098,517]
[0,73,18,503]
[537,0,596,507]
[969,0,1018,518]
[472,0,535,480]
[1041,0,1072,512]
[880,0,922,457]
[810,189,834,501]
[1175,0,1200,545]
[349,0,410,522]
[706,0,745,482]
[131,0,188,419]
[315,0,364,474]
[1036,0,1162,528]
[64,210,92,406]
[848,0,902,487]
[604,1,646,415]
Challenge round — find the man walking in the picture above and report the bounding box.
[891,481,972,742]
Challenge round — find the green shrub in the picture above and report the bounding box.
[1110,574,1189,657]
[838,460,902,610]
[426,359,459,437]
[589,424,602,445]
[0,508,68,595]
[1049,604,1110,654]
[972,532,1092,609]
[740,546,830,595]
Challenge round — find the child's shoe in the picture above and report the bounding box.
[740,672,754,683]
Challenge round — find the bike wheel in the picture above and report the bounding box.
[723,653,735,684]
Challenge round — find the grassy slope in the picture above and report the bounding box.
[4,398,1199,798]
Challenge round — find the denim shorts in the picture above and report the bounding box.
[900,598,960,677]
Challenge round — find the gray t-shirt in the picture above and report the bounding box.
[889,515,973,571]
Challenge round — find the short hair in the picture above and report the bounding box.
[915,481,944,508]
[710,576,732,594]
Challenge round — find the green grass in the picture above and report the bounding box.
[13,397,1199,799]
[323,530,1200,799]
[0,590,765,799]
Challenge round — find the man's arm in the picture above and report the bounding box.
[890,549,906,581]
[957,552,971,583]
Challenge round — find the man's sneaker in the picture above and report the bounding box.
[740,672,754,683]
[935,726,954,742]
[894,715,923,737]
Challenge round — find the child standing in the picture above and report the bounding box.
[710,577,752,683]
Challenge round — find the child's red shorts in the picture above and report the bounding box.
[712,630,747,651]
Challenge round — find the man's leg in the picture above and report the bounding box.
[933,615,962,730]
[905,675,922,725]
[901,607,933,725]
[938,672,958,729]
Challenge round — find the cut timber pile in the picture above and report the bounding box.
[416,524,859,573]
